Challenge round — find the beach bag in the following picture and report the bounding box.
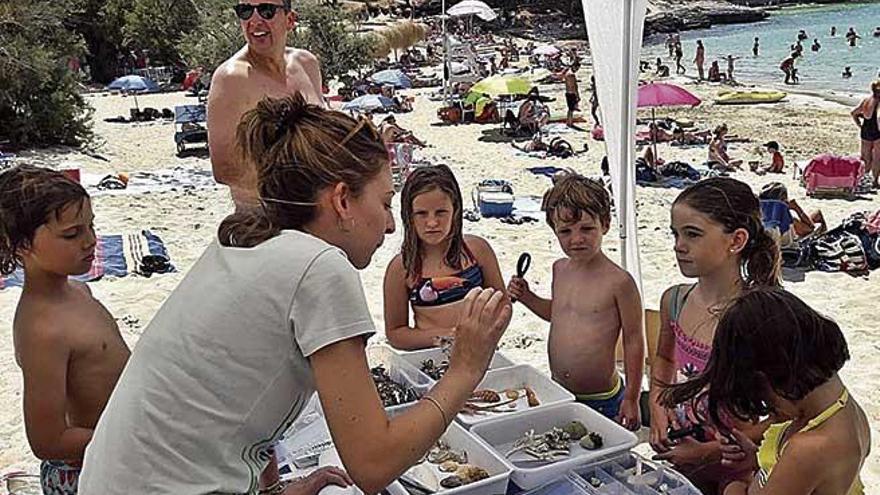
[781,243,813,269]
[812,231,868,273]
[635,158,657,183]
[548,138,574,158]
[660,161,700,181]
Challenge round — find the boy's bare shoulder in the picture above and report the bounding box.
[14,296,72,350]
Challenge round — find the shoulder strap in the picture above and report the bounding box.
[670,283,697,321]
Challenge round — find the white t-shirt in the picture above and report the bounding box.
[78,230,375,494]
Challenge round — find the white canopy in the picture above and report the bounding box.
[580,0,648,296]
[447,0,497,21]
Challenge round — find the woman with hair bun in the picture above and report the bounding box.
[78,93,511,495]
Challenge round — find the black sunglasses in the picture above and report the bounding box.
[233,3,286,21]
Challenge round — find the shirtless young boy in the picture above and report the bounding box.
[508,175,644,430]
[0,166,130,494]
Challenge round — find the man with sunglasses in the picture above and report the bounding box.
[208,0,325,211]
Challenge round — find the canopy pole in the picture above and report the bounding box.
[618,0,633,271]
[442,0,448,104]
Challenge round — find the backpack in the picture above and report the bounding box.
[812,231,869,273]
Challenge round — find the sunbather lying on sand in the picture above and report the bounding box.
[672,127,712,145]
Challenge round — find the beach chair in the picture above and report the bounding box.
[801,154,863,198]
[760,199,794,246]
[173,104,208,156]
[386,142,413,190]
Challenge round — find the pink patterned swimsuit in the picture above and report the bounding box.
[669,284,713,426]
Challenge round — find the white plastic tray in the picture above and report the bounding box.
[367,345,433,412]
[318,408,511,495]
[469,402,638,489]
[456,365,574,428]
[397,348,515,382]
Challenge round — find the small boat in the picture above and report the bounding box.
[715,90,787,105]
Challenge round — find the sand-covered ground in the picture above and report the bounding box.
[1,66,879,490]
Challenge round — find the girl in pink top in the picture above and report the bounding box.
[649,177,781,494]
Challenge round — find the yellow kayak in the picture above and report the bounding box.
[715,90,787,105]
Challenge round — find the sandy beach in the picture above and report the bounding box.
[2,63,879,490]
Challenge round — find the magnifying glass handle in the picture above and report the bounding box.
[511,252,532,303]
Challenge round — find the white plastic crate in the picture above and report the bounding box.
[397,348,516,382]
[367,345,433,412]
[456,364,574,428]
[469,402,638,489]
[317,411,511,495]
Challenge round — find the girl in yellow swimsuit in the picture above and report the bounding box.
[661,288,870,495]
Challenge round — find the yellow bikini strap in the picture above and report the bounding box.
[802,389,849,433]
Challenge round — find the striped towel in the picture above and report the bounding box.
[0,230,174,290]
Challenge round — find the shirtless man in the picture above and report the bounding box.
[0,166,130,495]
[563,62,581,128]
[508,175,644,430]
[208,0,324,211]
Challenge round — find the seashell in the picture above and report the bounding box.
[504,389,520,400]
[524,386,540,407]
[562,421,588,440]
[471,389,501,403]
[579,432,604,450]
[439,460,459,472]
[454,465,489,484]
[440,475,463,489]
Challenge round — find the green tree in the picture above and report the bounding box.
[180,2,377,83]
[65,0,128,84]
[0,1,93,148]
[179,0,244,73]
[291,4,377,83]
[124,0,200,66]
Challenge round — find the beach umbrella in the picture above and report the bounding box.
[447,0,497,21]
[370,69,412,88]
[637,82,701,160]
[341,94,395,113]
[532,45,560,57]
[470,75,532,97]
[107,75,159,92]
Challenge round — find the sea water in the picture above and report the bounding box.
[641,1,880,99]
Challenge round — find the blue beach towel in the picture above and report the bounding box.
[0,230,174,290]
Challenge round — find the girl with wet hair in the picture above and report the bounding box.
[383,165,505,350]
[648,177,780,493]
[661,288,868,495]
[78,93,512,495]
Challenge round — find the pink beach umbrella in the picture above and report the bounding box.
[637,82,701,160]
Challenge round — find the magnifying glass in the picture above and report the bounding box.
[511,252,531,303]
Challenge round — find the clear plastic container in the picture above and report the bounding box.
[396,348,515,382]
[572,453,701,495]
[366,345,433,412]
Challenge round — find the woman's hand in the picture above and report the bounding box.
[448,288,512,382]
